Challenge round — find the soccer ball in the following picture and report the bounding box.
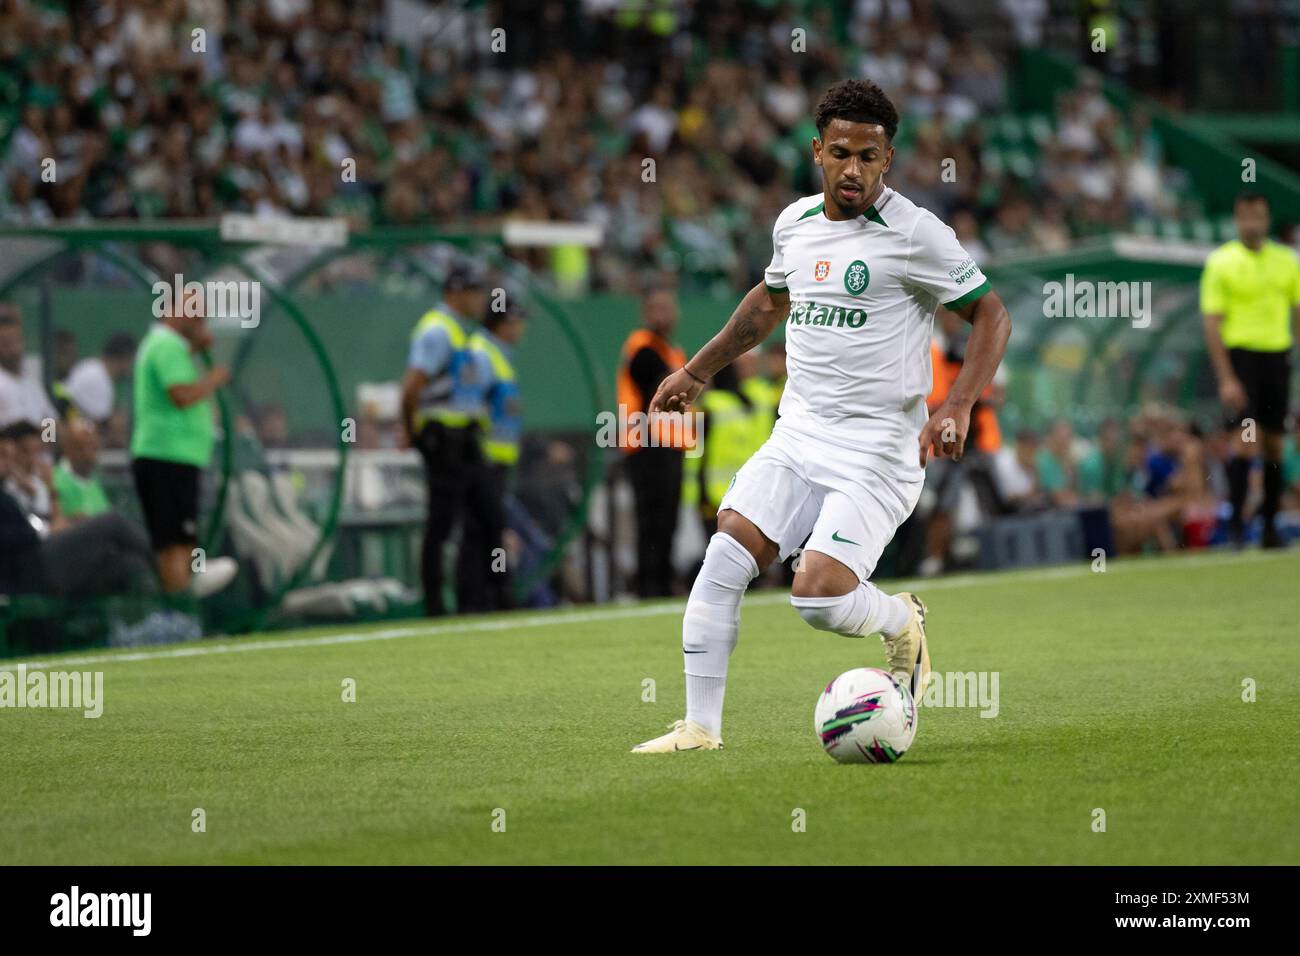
[814,667,918,764]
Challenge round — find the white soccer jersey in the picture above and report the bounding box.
[763,187,990,481]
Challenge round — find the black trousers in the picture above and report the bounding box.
[41,513,159,599]
[415,421,501,616]
[626,446,683,598]
[458,462,511,614]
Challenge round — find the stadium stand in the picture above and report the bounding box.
[0,0,1297,654]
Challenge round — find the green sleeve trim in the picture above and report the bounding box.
[944,278,992,311]
[797,201,825,221]
[764,282,788,295]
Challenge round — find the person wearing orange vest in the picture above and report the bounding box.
[617,286,689,597]
[918,313,1005,577]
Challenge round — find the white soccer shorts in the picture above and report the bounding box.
[716,416,923,583]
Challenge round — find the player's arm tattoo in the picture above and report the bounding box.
[687,283,789,378]
[731,299,764,349]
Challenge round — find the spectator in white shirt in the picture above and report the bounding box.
[0,303,57,429]
[61,333,136,424]
[994,428,1046,512]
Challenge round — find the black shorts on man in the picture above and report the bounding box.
[131,456,201,550]
[1226,348,1291,432]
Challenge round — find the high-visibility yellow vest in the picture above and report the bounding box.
[740,376,781,445]
[615,0,677,34]
[683,388,763,515]
[468,328,520,466]
[409,308,487,430]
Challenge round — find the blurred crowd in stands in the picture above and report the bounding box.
[912,318,1300,578]
[624,287,1300,596]
[0,0,1227,294]
[1,0,1297,608]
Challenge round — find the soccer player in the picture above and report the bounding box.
[1200,191,1300,548]
[632,79,1011,752]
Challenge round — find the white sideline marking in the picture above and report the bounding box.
[9,549,1293,670]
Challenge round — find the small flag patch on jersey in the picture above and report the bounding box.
[814,260,831,281]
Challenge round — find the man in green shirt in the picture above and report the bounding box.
[1077,418,1128,501]
[1034,420,1079,508]
[131,296,238,595]
[1200,192,1300,547]
[53,417,109,521]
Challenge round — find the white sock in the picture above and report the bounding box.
[790,581,910,638]
[877,591,911,636]
[682,532,759,736]
[685,675,727,736]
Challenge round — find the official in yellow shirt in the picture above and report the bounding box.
[1200,192,1300,547]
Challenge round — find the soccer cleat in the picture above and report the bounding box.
[880,592,930,700]
[630,719,723,753]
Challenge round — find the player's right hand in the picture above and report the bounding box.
[650,368,705,413]
[1218,376,1247,414]
[919,399,971,467]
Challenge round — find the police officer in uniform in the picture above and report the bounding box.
[401,264,492,616]
[462,302,528,612]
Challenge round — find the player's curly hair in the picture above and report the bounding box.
[814,79,899,140]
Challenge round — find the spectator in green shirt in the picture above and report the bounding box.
[1078,418,1129,502]
[1035,419,1079,508]
[52,417,109,521]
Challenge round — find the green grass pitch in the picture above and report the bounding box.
[2,549,1297,865]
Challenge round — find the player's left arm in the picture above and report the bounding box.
[652,282,790,414]
[919,290,1011,466]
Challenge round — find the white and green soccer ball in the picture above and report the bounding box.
[814,667,918,764]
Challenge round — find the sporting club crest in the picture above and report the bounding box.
[844,260,869,296]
